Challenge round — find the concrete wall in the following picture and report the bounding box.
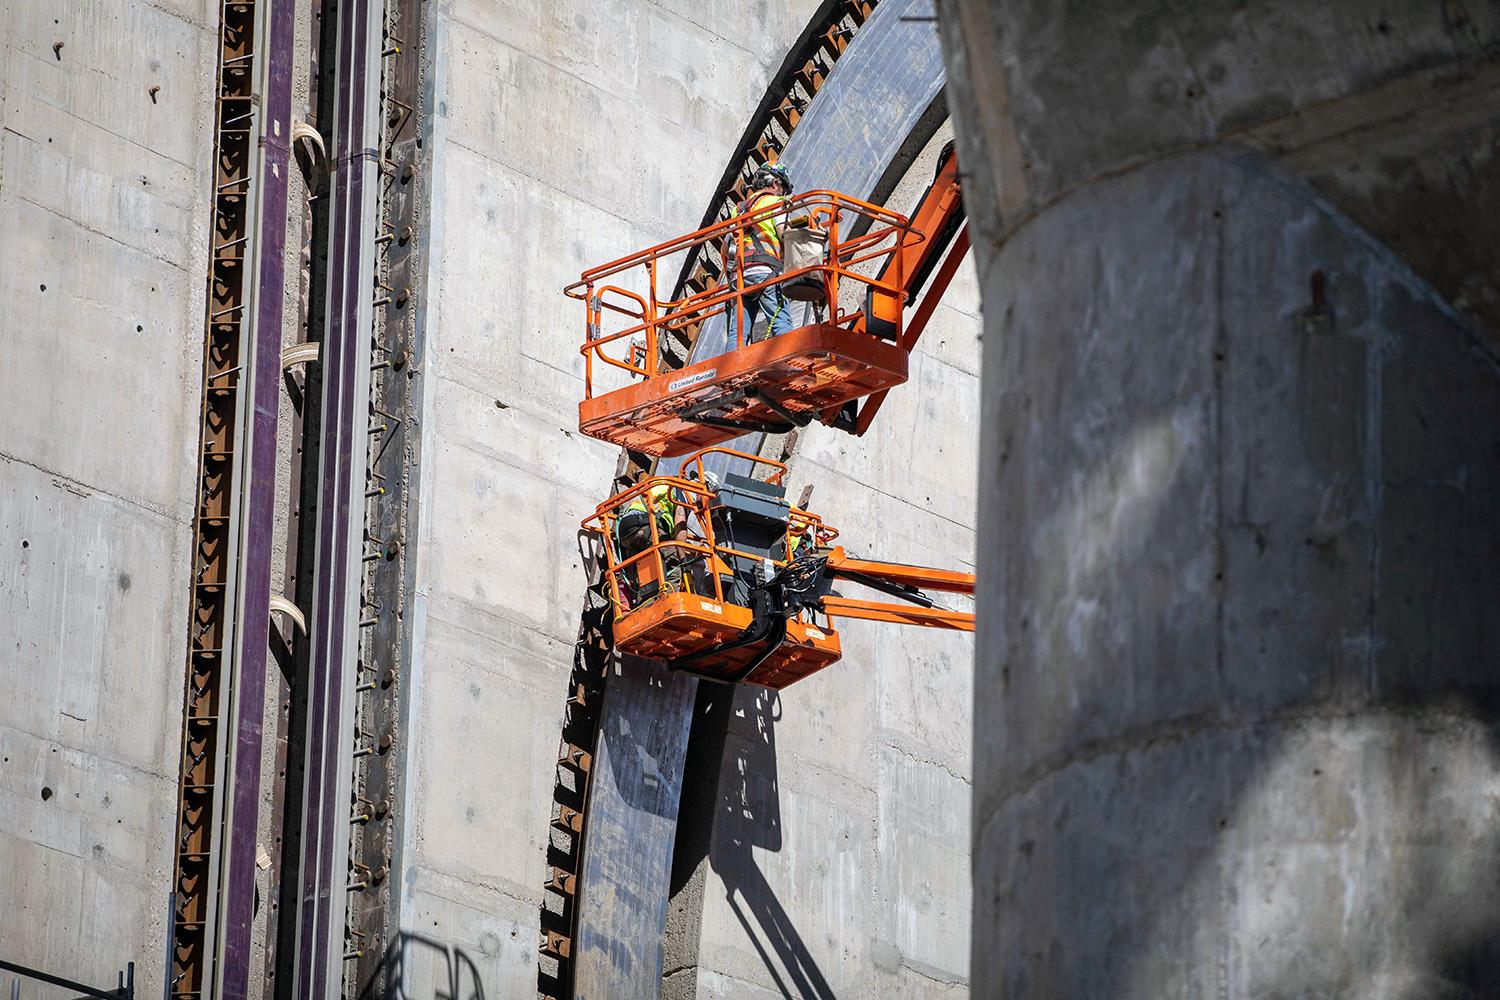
[940,3,1500,995]
[0,2,984,993]
[975,145,1500,998]
[681,127,981,1000]
[0,0,216,986]
[394,2,823,996]
[939,0,1500,338]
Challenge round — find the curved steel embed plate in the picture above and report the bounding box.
[571,3,942,996]
[663,0,944,486]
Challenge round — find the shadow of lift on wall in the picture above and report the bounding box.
[355,931,486,1000]
[710,686,837,1000]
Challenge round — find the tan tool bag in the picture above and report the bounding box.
[779,221,829,303]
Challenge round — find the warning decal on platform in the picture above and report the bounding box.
[669,369,716,393]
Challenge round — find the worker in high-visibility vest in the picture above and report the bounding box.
[786,519,813,562]
[612,469,719,603]
[617,482,677,548]
[728,162,795,344]
[614,478,684,601]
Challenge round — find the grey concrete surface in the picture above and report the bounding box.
[394,2,825,997]
[961,142,1500,997]
[397,2,984,996]
[939,0,1500,340]
[0,2,982,994]
[0,0,217,988]
[940,7,1500,994]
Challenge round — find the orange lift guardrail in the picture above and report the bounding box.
[582,447,973,689]
[566,191,925,457]
[566,146,968,457]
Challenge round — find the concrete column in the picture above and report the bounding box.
[964,145,1500,996]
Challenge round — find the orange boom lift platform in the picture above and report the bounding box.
[582,448,974,689]
[566,146,967,457]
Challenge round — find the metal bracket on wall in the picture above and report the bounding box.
[281,341,320,371]
[270,594,307,635]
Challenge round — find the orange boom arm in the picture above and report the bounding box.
[816,546,974,632]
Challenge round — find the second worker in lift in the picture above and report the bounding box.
[613,468,720,604]
[730,162,795,344]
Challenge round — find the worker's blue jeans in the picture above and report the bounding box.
[739,268,794,344]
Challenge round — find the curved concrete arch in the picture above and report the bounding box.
[572,2,951,996]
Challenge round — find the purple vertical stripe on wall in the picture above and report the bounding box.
[220,0,295,994]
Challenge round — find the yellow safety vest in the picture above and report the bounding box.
[735,192,785,270]
[623,483,676,535]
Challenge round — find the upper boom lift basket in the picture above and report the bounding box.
[566,191,925,457]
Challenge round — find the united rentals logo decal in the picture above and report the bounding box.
[669,368,716,393]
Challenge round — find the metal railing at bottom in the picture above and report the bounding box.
[0,959,134,1000]
[581,447,839,617]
